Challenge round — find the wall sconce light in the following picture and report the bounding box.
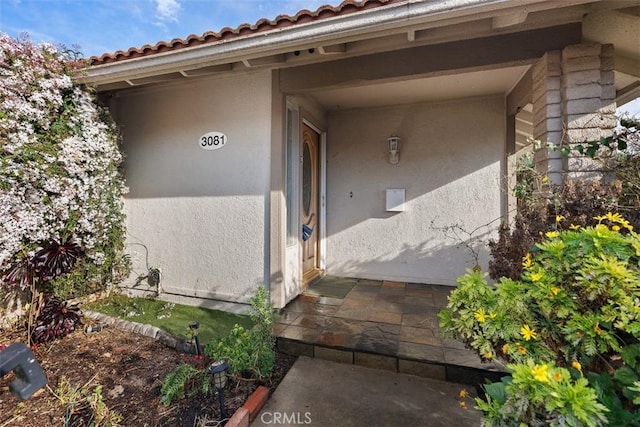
[388,136,400,165]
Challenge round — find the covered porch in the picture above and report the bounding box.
[274,277,505,385]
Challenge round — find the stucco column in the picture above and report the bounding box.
[532,43,617,184]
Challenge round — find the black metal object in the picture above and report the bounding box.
[85,323,108,333]
[0,343,47,400]
[189,321,201,356]
[209,360,229,419]
[216,384,228,419]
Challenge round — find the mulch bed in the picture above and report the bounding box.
[0,324,296,426]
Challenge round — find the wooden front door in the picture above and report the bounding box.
[301,124,320,284]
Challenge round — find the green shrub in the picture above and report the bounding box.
[160,286,276,407]
[205,285,275,380]
[0,35,129,298]
[439,214,640,425]
[160,362,211,407]
[489,176,627,281]
[489,116,640,282]
[476,361,608,427]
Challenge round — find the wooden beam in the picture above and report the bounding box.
[280,24,581,92]
[493,11,528,29]
[182,63,233,76]
[128,72,184,85]
[243,54,287,68]
[507,114,517,156]
[616,54,640,78]
[617,81,640,106]
[318,44,346,55]
[507,68,533,115]
[516,117,533,137]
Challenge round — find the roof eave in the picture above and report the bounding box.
[81,0,593,87]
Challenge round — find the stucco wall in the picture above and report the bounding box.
[114,71,272,306]
[326,96,505,285]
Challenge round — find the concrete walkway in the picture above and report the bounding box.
[252,356,482,427]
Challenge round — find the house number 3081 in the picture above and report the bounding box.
[199,132,227,150]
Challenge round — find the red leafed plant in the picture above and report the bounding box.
[2,239,84,344]
[32,296,83,344]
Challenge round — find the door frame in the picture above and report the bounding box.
[302,119,327,276]
[282,101,327,303]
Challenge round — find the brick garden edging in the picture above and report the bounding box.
[227,407,250,427]
[226,385,270,427]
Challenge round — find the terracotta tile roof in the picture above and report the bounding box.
[90,0,402,66]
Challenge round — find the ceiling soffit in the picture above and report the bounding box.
[279,24,581,94]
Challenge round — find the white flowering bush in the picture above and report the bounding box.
[0,34,129,298]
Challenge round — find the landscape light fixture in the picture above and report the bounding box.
[188,321,201,356]
[209,360,229,419]
[388,136,400,164]
[0,343,47,400]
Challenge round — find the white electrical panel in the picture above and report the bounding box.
[386,188,405,212]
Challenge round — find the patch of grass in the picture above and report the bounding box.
[85,294,254,344]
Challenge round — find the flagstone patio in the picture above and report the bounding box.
[274,277,506,386]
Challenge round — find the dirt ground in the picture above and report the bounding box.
[0,323,296,426]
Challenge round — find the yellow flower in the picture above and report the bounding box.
[594,212,635,232]
[530,272,543,282]
[556,215,565,223]
[572,361,582,373]
[459,389,468,399]
[502,344,509,354]
[545,231,559,238]
[459,401,467,409]
[474,308,488,323]
[550,286,559,295]
[517,345,527,355]
[532,364,549,383]
[521,324,537,341]
[553,371,562,382]
[484,351,493,360]
[522,253,533,268]
[605,212,622,223]
[542,175,549,183]
[569,224,581,230]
